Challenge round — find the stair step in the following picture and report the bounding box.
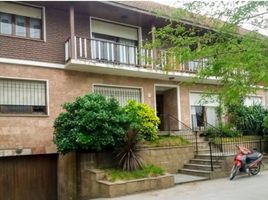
[179,169,211,177]
[184,164,221,171]
[190,159,222,165]
[195,154,223,160]
[173,173,209,185]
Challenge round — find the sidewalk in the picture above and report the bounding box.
[93,170,268,200]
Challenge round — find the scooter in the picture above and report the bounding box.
[229,145,263,180]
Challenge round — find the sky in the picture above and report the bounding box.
[153,0,268,36]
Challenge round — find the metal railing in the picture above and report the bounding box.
[64,36,207,72]
[158,114,199,153]
[199,121,267,171]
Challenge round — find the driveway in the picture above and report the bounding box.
[97,170,268,200]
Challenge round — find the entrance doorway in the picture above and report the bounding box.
[155,85,179,131]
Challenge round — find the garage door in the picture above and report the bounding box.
[0,154,57,200]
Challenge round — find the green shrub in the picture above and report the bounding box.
[228,104,268,136]
[262,115,268,136]
[204,123,241,138]
[53,93,128,154]
[123,100,160,141]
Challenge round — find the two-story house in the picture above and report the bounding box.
[0,1,267,199]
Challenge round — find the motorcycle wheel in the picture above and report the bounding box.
[250,163,261,176]
[230,165,239,180]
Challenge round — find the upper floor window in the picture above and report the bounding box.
[0,2,43,40]
[30,18,41,39]
[0,78,48,115]
[0,13,12,34]
[15,15,26,37]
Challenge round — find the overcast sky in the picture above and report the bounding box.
[153,0,268,36]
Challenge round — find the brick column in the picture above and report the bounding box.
[58,152,77,200]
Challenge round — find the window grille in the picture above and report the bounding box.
[0,78,47,114]
[93,85,141,106]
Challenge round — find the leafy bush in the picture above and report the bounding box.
[53,93,128,154]
[123,100,160,141]
[228,104,268,136]
[262,115,268,136]
[204,123,241,138]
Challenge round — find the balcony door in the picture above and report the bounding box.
[91,18,138,65]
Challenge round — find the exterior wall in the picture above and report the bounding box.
[139,145,194,173]
[0,63,176,153]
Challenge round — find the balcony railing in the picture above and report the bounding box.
[65,36,207,73]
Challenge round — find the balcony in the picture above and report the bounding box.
[64,36,208,78]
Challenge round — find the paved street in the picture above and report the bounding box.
[98,170,268,200]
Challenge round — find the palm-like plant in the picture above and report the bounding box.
[116,129,144,171]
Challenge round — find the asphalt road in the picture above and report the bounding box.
[99,170,268,200]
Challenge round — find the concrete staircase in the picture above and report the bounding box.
[170,130,224,179]
[179,154,223,178]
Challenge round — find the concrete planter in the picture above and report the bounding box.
[78,168,174,199]
[98,174,174,198]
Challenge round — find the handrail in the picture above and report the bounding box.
[158,113,192,132]
[158,113,200,153]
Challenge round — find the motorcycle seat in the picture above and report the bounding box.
[246,152,261,161]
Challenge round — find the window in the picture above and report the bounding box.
[0,78,47,115]
[190,92,219,129]
[0,13,12,34]
[15,16,26,37]
[244,96,264,107]
[0,2,43,39]
[93,85,142,106]
[30,18,41,39]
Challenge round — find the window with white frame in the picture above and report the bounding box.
[244,96,264,107]
[93,85,142,106]
[190,92,219,129]
[0,2,43,40]
[0,78,47,115]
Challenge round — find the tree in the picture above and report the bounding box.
[151,1,268,106]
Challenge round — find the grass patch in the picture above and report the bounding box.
[103,165,165,182]
[141,135,191,147]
